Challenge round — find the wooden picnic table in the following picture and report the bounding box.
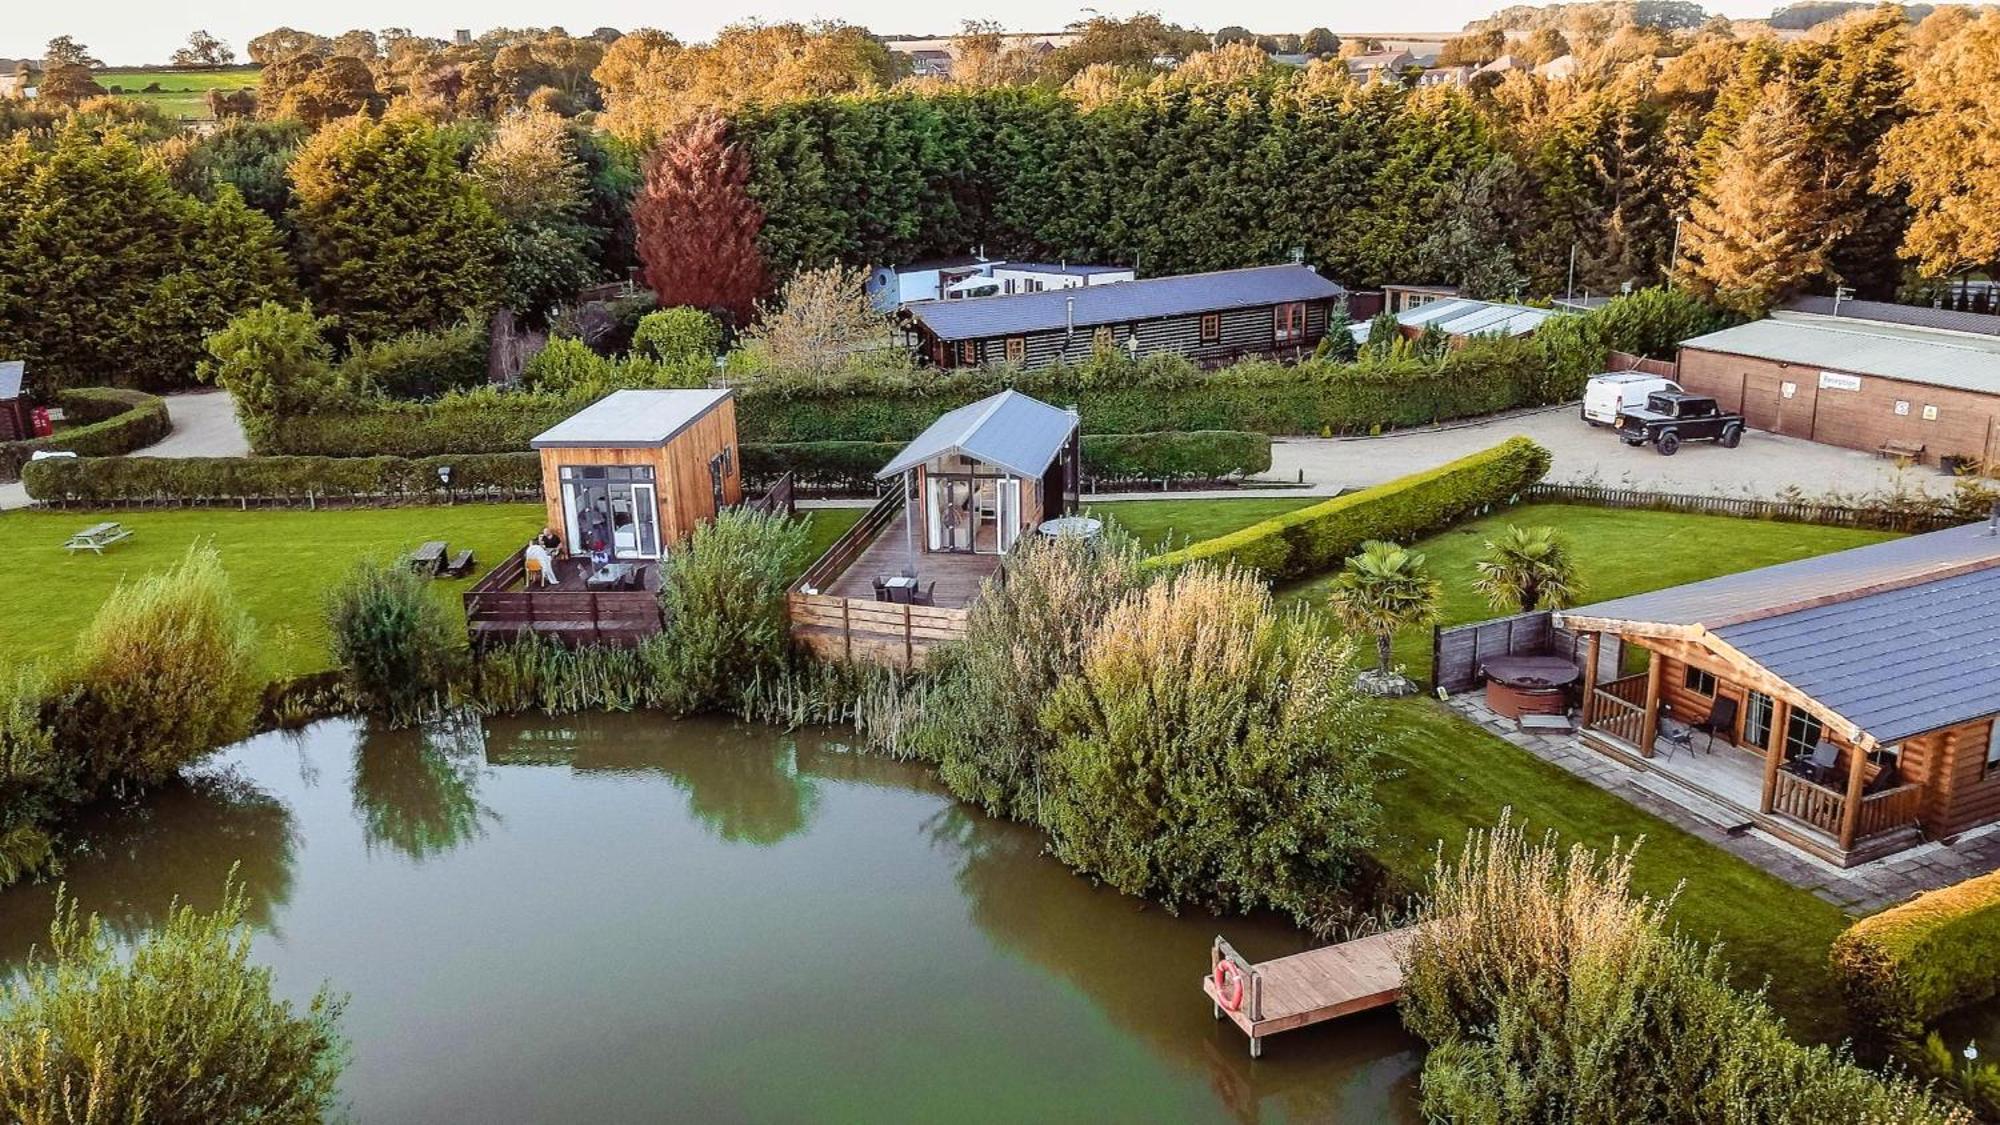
[406,540,448,575]
[64,521,132,554]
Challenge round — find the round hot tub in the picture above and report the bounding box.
[1481,656,1581,719]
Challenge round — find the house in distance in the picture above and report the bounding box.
[866,255,1134,309]
[903,263,1346,371]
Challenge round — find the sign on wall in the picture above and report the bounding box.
[1818,371,1863,391]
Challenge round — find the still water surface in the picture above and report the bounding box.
[0,713,1419,1122]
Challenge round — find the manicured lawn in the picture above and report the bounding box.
[0,505,866,681]
[1281,503,1900,681]
[1087,495,1318,553]
[799,505,864,561]
[95,68,258,119]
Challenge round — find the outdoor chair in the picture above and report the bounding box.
[1659,721,1695,761]
[1694,697,1738,752]
[1863,757,1903,796]
[872,576,889,602]
[912,581,936,607]
[1806,741,1840,786]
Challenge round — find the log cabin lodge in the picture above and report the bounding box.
[1553,520,2000,867]
[901,264,1345,371]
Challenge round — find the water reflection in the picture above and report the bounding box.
[0,769,297,964]
[351,715,498,860]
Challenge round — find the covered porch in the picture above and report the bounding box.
[1575,638,1924,867]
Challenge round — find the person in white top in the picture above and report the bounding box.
[524,539,556,588]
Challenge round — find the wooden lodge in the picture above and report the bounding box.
[902,264,1345,372]
[1553,521,2000,867]
[464,389,743,646]
[789,390,1082,667]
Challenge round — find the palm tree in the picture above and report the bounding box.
[1472,525,1583,613]
[1326,540,1442,677]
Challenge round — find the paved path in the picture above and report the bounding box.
[1,390,249,510]
[1270,404,1956,502]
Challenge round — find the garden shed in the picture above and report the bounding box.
[529,388,742,560]
[0,361,25,441]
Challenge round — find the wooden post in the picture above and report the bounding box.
[1760,698,1789,814]
[1637,652,1664,759]
[1580,632,1602,727]
[1839,742,1867,850]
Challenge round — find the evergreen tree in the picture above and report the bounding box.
[1678,80,1851,315]
[289,113,505,345]
[1878,8,2000,279]
[633,114,768,324]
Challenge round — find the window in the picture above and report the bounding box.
[1274,302,1306,344]
[1682,665,1716,697]
[958,341,977,366]
[1743,691,1775,750]
[1987,721,2000,777]
[1005,336,1025,364]
[1200,313,1221,343]
[1783,710,1825,762]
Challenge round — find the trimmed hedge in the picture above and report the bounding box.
[251,338,1551,457]
[23,452,543,504]
[0,389,172,481]
[1830,866,2000,1043]
[1146,436,1553,581]
[742,431,1272,493]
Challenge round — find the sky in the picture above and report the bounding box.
[8,0,1784,66]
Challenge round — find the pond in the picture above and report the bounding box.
[0,714,1420,1122]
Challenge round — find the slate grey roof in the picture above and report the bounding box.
[876,390,1077,480]
[1557,522,2000,742]
[1679,312,2000,396]
[1714,566,2000,743]
[0,361,21,400]
[530,388,733,449]
[1785,295,2000,337]
[906,265,1344,341]
[992,262,1131,277]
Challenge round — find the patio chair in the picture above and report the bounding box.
[872,576,890,602]
[1694,697,1738,752]
[1805,741,1840,786]
[912,581,936,607]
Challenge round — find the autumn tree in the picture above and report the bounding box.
[171,30,235,67]
[1048,14,1211,79]
[1679,80,1851,315]
[37,64,104,106]
[475,109,598,322]
[246,27,330,65]
[1301,28,1340,58]
[951,20,1046,87]
[289,113,504,344]
[595,23,892,145]
[43,36,102,69]
[633,114,767,324]
[1878,7,2000,279]
[740,266,885,381]
[1438,30,1508,67]
[272,55,381,127]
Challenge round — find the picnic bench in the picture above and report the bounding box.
[1877,439,1924,461]
[405,540,448,576]
[64,522,132,554]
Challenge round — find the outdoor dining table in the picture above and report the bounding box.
[881,575,917,603]
[585,562,641,591]
[1038,516,1104,542]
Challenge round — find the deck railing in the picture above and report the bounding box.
[789,488,977,667]
[1857,782,1924,840]
[1588,673,1648,749]
[1770,771,1923,841]
[796,488,905,594]
[463,547,664,646]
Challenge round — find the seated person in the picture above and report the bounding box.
[523,539,556,588]
[535,527,561,554]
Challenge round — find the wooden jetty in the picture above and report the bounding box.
[1203,927,1423,1057]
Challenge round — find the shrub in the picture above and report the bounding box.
[49,546,259,790]
[657,509,813,711]
[198,302,351,426]
[325,560,464,725]
[22,451,543,504]
[1148,436,1551,581]
[521,336,621,394]
[1831,867,2000,1047]
[0,389,172,482]
[1404,816,1967,1124]
[632,306,723,364]
[0,670,66,888]
[1038,564,1380,931]
[0,881,346,1122]
[740,431,1272,494]
[341,321,489,400]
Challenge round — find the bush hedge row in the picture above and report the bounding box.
[251,338,1552,457]
[0,389,172,481]
[24,432,1271,503]
[1830,866,2000,1043]
[1146,436,1553,581]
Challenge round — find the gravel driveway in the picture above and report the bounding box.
[1,389,250,510]
[1271,404,1957,502]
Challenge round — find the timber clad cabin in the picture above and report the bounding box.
[789,390,1082,667]
[464,389,743,647]
[904,264,1345,372]
[0,361,25,441]
[1554,522,2000,866]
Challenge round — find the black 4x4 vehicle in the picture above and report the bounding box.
[1614,391,1744,456]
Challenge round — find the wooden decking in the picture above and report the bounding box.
[821,526,1002,609]
[1202,927,1423,1057]
[463,549,665,647]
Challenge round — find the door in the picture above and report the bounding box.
[627,483,660,558]
[929,478,974,553]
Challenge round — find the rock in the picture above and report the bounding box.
[1355,669,1419,697]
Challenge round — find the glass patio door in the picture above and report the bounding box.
[929,477,974,553]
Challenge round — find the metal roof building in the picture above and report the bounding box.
[906,265,1344,342]
[530,389,735,449]
[876,390,1078,480]
[1350,297,1556,343]
[1784,296,2000,337]
[1679,312,2000,397]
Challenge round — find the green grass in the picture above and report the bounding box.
[1280,503,1900,680]
[0,505,865,681]
[94,68,258,120]
[1087,495,1319,553]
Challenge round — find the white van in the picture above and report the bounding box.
[1582,371,1682,426]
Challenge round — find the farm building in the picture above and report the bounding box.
[905,264,1345,371]
[790,389,1082,667]
[866,256,1133,310]
[1675,311,2000,467]
[1553,521,2000,867]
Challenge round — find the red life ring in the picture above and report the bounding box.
[1213,960,1245,1012]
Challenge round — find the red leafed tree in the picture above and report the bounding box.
[633,114,767,325]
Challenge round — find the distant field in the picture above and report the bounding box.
[95,68,259,120]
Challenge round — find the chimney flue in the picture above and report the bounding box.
[1066,295,1075,338]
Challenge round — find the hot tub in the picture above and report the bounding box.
[1481,655,1581,719]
